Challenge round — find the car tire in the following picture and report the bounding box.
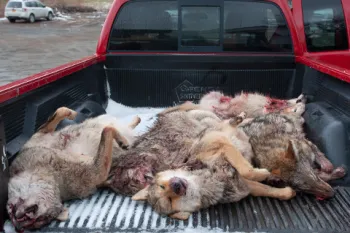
[28,14,35,23]
[8,18,16,23]
[47,12,53,21]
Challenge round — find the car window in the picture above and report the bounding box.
[108,0,293,53]
[181,6,220,46]
[302,0,348,52]
[36,1,44,7]
[108,1,178,51]
[25,2,32,7]
[31,1,38,7]
[6,1,22,8]
[224,1,292,52]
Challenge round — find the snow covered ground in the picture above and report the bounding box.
[106,99,165,135]
[54,11,74,21]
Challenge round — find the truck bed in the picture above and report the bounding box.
[5,188,350,233]
[33,187,350,233]
[1,54,350,233]
[3,99,350,233]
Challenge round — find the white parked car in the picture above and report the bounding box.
[4,0,54,23]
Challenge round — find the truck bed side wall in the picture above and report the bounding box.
[301,66,350,185]
[0,62,107,160]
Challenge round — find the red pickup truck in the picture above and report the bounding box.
[1,0,350,232]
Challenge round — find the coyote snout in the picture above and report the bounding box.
[291,168,335,199]
[169,177,188,196]
[7,172,64,231]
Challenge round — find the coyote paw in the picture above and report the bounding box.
[318,160,334,174]
[238,112,247,119]
[116,136,129,150]
[57,107,78,120]
[129,116,141,129]
[254,168,271,181]
[296,94,306,104]
[103,126,129,150]
[331,166,347,179]
[278,187,296,200]
[243,168,270,182]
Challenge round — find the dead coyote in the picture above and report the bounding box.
[160,98,345,199]
[7,107,140,231]
[237,112,346,199]
[158,91,306,119]
[106,109,296,220]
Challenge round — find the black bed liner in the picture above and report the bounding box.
[14,186,349,233]
[2,60,350,233]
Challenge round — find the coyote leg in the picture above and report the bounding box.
[304,139,334,173]
[157,101,200,116]
[244,179,296,200]
[317,166,346,182]
[196,132,270,182]
[187,109,221,122]
[128,116,141,129]
[113,128,130,150]
[37,107,77,133]
[75,125,125,194]
[222,144,270,182]
[314,152,334,174]
[93,126,125,182]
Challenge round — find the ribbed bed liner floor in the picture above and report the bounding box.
[5,187,350,233]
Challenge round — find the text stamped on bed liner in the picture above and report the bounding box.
[175,80,221,104]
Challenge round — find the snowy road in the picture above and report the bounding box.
[0,12,106,86]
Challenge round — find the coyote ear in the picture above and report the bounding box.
[169,211,191,220]
[56,207,69,221]
[285,140,297,161]
[132,186,150,201]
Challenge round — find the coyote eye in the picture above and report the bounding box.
[160,185,165,190]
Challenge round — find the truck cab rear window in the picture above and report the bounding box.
[108,0,292,52]
[108,1,178,51]
[224,1,292,52]
[181,6,220,47]
[302,0,348,52]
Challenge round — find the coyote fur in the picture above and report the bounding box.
[106,110,296,220]
[7,107,140,231]
[158,91,306,119]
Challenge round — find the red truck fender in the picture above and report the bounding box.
[292,0,350,83]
